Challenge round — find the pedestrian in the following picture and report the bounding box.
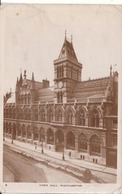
[35,145,37,149]
[69,151,71,158]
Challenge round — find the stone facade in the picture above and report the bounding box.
[3,35,118,168]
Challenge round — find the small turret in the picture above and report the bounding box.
[30,72,36,103]
[19,69,23,85]
[31,72,35,89]
[15,77,19,104]
[16,77,19,90]
[110,65,112,77]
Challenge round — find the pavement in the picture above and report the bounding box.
[3,137,117,183]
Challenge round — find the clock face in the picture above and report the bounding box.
[58,81,63,89]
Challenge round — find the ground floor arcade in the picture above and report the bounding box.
[4,119,107,165]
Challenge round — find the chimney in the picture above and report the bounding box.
[43,79,49,88]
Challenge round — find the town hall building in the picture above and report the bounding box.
[3,34,118,168]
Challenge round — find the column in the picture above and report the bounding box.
[87,142,90,155]
[53,132,56,151]
[75,135,79,153]
[26,129,28,142]
[75,140,79,153]
[38,131,41,143]
[21,128,23,140]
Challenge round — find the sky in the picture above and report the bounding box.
[0,4,122,94]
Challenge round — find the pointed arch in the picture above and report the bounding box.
[89,134,101,155]
[76,107,86,126]
[17,124,21,136]
[56,129,64,143]
[89,107,100,127]
[55,107,63,122]
[47,128,54,144]
[33,126,39,140]
[78,133,88,151]
[27,125,31,139]
[39,127,45,141]
[22,124,26,137]
[66,131,75,150]
[66,106,74,125]
[47,107,54,122]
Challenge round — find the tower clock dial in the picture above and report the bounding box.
[58,81,63,89]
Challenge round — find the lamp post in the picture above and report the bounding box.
[62,142,65,160]
[11,128,13,144]
[41,137,44,154]
[41,130,44,154]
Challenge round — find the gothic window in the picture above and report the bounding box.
[90,109,99,127]
[90,135,101,155]
[57,66,64,78]
[47,128,54,144]
[56,108,62,122]
[78,133,87,151]
[34,108,38,121]
[57,92,63,103]
[41,109,45,122]
[77,109,85,126]
[47,109,53,122]
[67,109,73,125]
[67,131,75,150]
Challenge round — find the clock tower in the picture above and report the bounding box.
[54,33,83,103]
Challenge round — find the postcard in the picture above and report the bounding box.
[0,3,122,193]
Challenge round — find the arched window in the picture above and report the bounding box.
[57,65,64,78]
[27,125,31,139]
[40,128,45,141]
[67,131,75,150]
[67,108,73,125]
[47,109,53,122]
[55,108,62,122]
[77,109,85,126]
[18,124,21,136]
[34,108,38,121]
[33,126,38,140]
[41,109,45,122]
[90,108,99,127]
[22,125,26,137]
[78,133,87,151]
[90,134,101,155]
[47,128,54,144]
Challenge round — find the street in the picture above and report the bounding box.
[3,145,82,183]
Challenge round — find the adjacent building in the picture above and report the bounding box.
[3,35,118,168]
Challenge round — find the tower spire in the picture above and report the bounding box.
[20,68,22,84]
[24,70,26,80]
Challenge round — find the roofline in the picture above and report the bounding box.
[54,57,82,68]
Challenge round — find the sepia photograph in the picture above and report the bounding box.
[0,2,122,193]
